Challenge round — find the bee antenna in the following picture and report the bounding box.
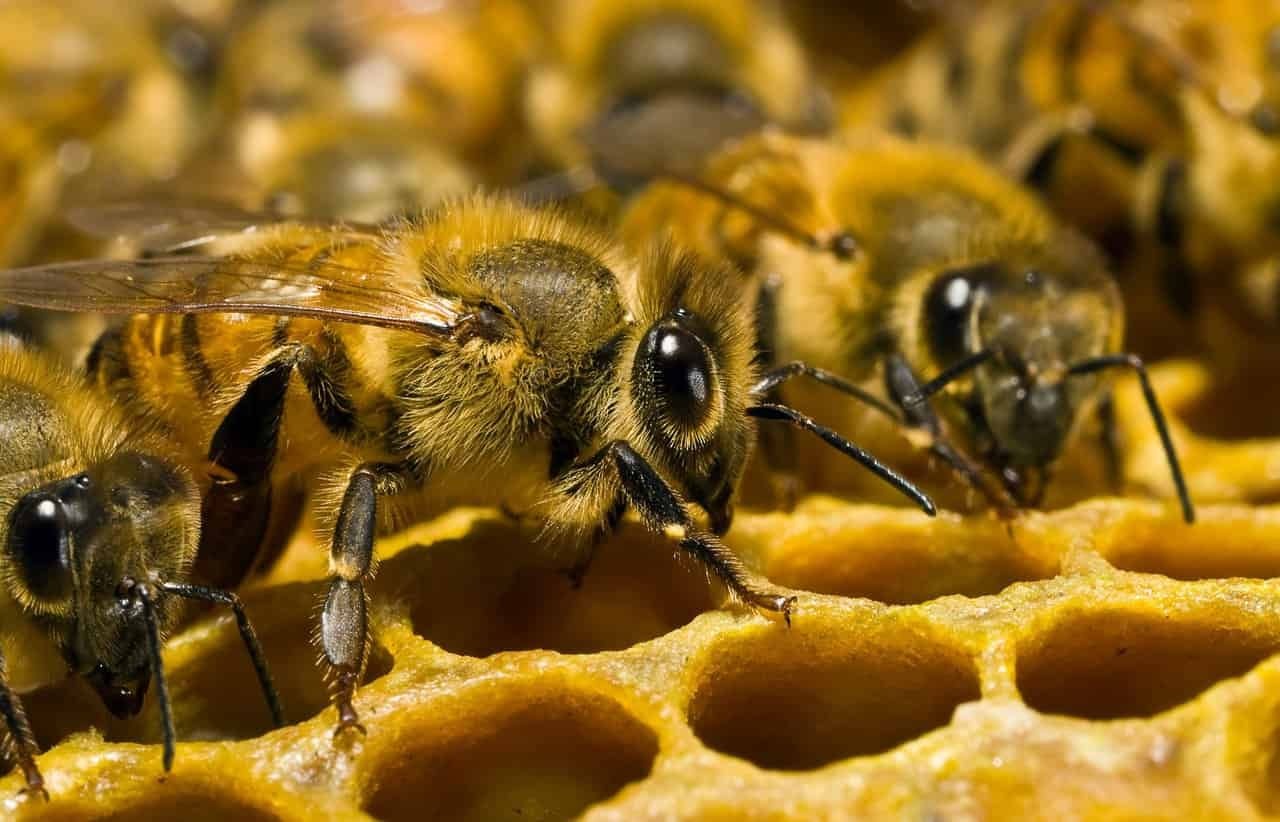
[903,349,995,408]
[660,171,859,261]
[1067,353,1195,524]
[133,582,176,772]
[158,581,285,727]
[746,402,936,516]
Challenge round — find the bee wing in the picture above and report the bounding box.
[64,202,384,254]
[0,256,463,335]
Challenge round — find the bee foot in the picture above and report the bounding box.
[749,593,798,627]
[333,701,367,739]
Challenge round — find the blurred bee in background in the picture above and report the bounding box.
[0,341,281,798]
[0,196,934,739]
[624,133,1194,521]
[140,0,261,92]
[843,0,1280,378]
[215,0,542,184]
[781,0,938,91]
[178,111,475,224]
[0,0,201,266]
[523,0,830,196]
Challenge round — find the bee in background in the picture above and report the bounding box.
[0,341,281,798]
[0,0,201,266]
[0,196,935,739]
[215,0,542,184]
[177,111,475,224]
[842,0,1280,373]
[623,133,1194,522]
[523,0,830,195]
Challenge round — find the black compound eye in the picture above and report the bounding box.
[639,320,715,430]
[924,270,979,365]
[7,493,72,601]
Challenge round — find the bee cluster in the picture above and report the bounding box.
[1,0,1280,818]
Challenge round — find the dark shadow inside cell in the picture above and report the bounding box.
[687,620,980,770]
[402,520,718,658]
[1102,514,1280,581]
[1179,370,1280,442]
[38,788,281,822]
[1016,609,1280,720]
[362,683,658,822]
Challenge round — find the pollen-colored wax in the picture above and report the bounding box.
[7,362,1280,819]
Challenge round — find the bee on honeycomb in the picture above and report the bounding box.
[1,2,1280,820]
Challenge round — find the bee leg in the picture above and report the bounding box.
[0,649,45,800]
[1148,158,1198,316]
[322,462,415,738]
[157,582,285,728]
[883,353,1019,516]
[196,357,292,590]
[1097,392,1125,494]
[595,441,795,623]
[754,274,800,510]
[1003,108,1146,191]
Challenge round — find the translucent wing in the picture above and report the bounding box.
[64,202,384,254]
[0,255,463,336]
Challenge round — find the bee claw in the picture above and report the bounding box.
[333,701,367,739]
[18,785,48,803]
[751,593,798,627]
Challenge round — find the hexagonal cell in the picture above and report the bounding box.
[733,506,1059,605]
[686,616,980,770]
[402,520,718,657]
[1099,510,1280,580]
[361,679,658,821]
[1016,608,1280,719]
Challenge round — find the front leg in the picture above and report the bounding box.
[753,274,800,509]
[884,353,1019,517]
[572,441,795,623]
[322,461,417,737]
[0,648,43,799]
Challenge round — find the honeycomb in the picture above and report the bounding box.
[2,359,1279,820]
[6,1,1280,820]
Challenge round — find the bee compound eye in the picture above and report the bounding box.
[924,272,976,365]
[642,321,715,429]
[8,493,72,601]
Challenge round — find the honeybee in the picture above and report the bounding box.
[0,196,935,738]
[842,0,1280,370]
[216,0,541,181]
[180,111,476,224]
[0,341,282,798]
[524,0,829,193]
[622,133,1195,521]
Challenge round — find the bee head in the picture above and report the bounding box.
[923,252,1120,468]
[535,0,822,187]
[5,451,199,717]
[627,251,754,534]
[261,124,473,223]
